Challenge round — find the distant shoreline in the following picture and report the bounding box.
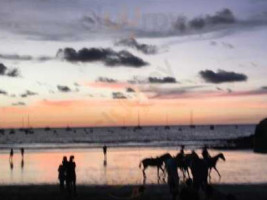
[0,123,256,130]
[0,135,254,151]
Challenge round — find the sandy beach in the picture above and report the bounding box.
[0,184,266,200]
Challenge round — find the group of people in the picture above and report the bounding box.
[58,155,77,195]
[9,148,24,161]
[57,146,108,195]
[9,148,25,169]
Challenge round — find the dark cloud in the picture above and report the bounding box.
[6,68,19,77]
[57,47,148,67]
[57,85,71,93]
[262,86,267,90]
[0,63,7,75]
[0,53,53,62]
[12,102,26,106]
[190,8,236,30]
[115,37,157,55]
[126,87,135,93]
[97,77,117,83]
[0,89,8,95]
[112,92,127,99]
[189,17,206,29]
[21,90,38,98]
[0,54,32,61]
[199,69,247,84]
[0,63,20,77]
[206,9,236,25]
[227,88,233,93]
[148,77,177,84]
[174,8,236,31]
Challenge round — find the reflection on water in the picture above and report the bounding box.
[0,148,266,185]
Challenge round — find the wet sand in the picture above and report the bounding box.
[1,148,267,185]
[0,184,266,200]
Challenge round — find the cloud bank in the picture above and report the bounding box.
[0,63,20,77]
[115,38,157,54]
[57,47,148,67]
[57,85,71,93]
[148,77,177,84]
[199,69,247,84]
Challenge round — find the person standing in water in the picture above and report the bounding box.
[103,145,107,166]
[9,148,14,163]
[103,145,107,158]
[20,148,24,159]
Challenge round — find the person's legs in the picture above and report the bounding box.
[66,179,71,195]
[59,179,64,191]
[73,178,76,195]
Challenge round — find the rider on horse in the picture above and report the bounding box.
[202,145,211,160]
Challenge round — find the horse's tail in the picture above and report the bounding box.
[139,161,143,168]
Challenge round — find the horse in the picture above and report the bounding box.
[205,153,226,180]
[188,152,209,191]
[139,153,172,179]
[175,152,192,179]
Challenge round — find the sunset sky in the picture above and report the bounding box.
[1,0,267,128]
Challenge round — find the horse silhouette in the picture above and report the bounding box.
[189,152,209,191]
[204,153,226,179]
[175,152,193,179]
[139,153,172,179]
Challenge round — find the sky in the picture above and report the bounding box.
[0,0,267,128]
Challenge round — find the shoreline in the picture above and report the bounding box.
[0,183,266,200]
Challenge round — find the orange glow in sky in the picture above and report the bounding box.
[1,94,267,128]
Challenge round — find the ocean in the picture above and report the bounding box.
[0,124,255,149]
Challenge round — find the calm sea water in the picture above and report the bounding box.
[0,147,266,185]
[0,124,255,149]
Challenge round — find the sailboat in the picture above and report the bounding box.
[134,110,142,131]
[190,110,196,129]
[164,113,170,130]
[210,125,215,130]
[121,117,126,129]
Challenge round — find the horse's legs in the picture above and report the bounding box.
[186,168,190,178]
[182,169,186,180]
[208,168,212,182]
[160,166,165,176]
[142,167,147,179]
[214,167,221,179]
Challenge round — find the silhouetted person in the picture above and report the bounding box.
[66,155,76,195]
[20,148,24,158]
[202,145,210,160]
[58,163,65,191]
[9,148,14,163]
[62,156,68,170]
[165,156,179,200]
[58,156,68,190]
[103,145,107,158]
[10,161,14,170]
[21,159,24,169]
